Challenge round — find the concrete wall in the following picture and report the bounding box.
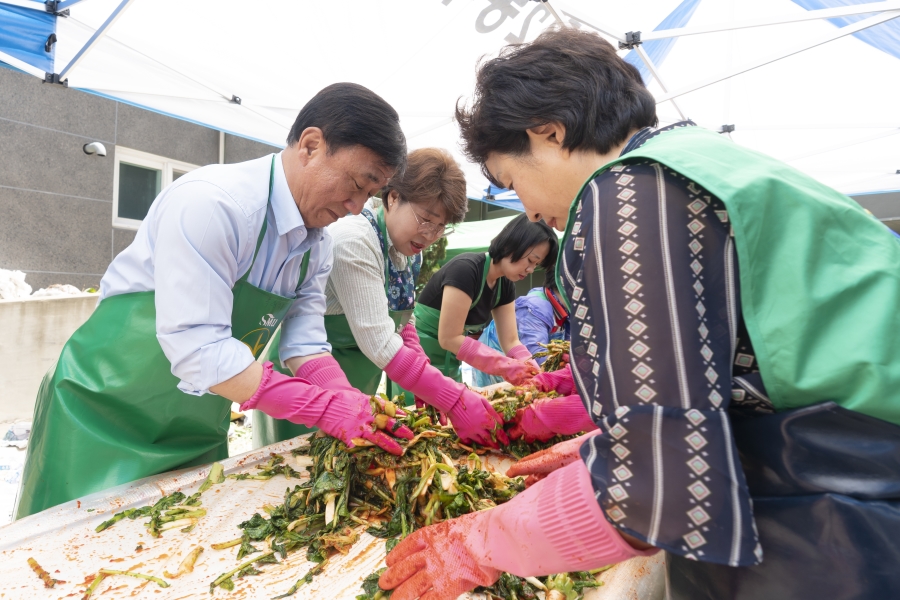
[0,294,99,422]
[852,191,900,234]
[0,65,281,293]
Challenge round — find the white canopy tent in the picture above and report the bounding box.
[1,0,899,200]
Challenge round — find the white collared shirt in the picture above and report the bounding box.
[100,152,333,396]
[325,203,408,369]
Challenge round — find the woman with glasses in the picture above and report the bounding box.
[255,148,507,449]
[409,213,557,393]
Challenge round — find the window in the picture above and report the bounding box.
[113,147,199,229]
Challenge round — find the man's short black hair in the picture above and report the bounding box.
[287,82,407,174]
[456,27,657,182]
[489,213,558,269]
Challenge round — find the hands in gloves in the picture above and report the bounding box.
[507,394,599,442]
[240,362,413,455]
[379,458,653,600]
[456,338,540,386]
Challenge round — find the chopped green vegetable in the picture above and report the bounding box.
[213,390,592,596]
[199,462,225,493]
[531,340,570,373]
[271,559,328,599]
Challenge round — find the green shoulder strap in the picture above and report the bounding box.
[472,252,503,310]
[375,207,392,298]
[237,158,275,284]
[297,250,311,288]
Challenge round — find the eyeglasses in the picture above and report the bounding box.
[410,205,455,239]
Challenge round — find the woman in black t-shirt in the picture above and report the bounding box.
[412,213,558,385]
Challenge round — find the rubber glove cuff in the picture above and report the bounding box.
[295,354,354,391]
[477,460,656,575]
[239,361,326,424]
[385,344,462,413]
[506,344,533,361]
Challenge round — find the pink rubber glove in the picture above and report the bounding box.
[397,323,442,420]
[295,354,354,391]
[379,459,655,600]
[241,362,413,455]
[507,394,599,443]
[531,363,576,395]
[385,345,508,448]
[506,343,541,369]
[296,355,405,416]
[456,337,540,386]
[399,322,429,363]
[507,430,603,487]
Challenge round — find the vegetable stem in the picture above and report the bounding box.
[210,551,275,592]
[97,569,169,588]
[163,546,204,579]
[81,573,106,600]
[28,557,61,588]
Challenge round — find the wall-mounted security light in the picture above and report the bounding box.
[83,142,107,157]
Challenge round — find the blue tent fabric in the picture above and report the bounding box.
[624,0,703,85]
[474,183,525,212]
[790,0,900,61]
[0,2,55,72]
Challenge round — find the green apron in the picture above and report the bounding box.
[413,252,501,381]
[557,125,900,424]
[16,157,309,518]
[254,208,415,448]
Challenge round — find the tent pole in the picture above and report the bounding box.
[218,131,225,165]
[57,0,94,10]
[642,0,900,41]
[634,45,686,121]
[541,1,565,27]
[58,0,136,81]
[656,10,900,103]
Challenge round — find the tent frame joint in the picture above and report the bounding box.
[44,0,70,17]
[718,124,735,134]
[43,72,68,87]
[230,95,242,105]
[619,31,642,50]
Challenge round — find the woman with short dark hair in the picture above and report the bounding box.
[255,148,507,449]
[380,27,900,600]
[411,213,557,393]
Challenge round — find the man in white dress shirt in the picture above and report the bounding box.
[17,83,414,519]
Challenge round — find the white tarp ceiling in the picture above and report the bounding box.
[2,0,900,198]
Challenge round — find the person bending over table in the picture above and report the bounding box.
[473,265,570,388]
[379,28,900,600]
[254,148,506,449]
[411,213,557,391]
[16,83,414,519]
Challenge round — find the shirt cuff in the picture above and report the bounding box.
[176,337,255,396]
[373,333,404,370]
[279,313,331,365]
